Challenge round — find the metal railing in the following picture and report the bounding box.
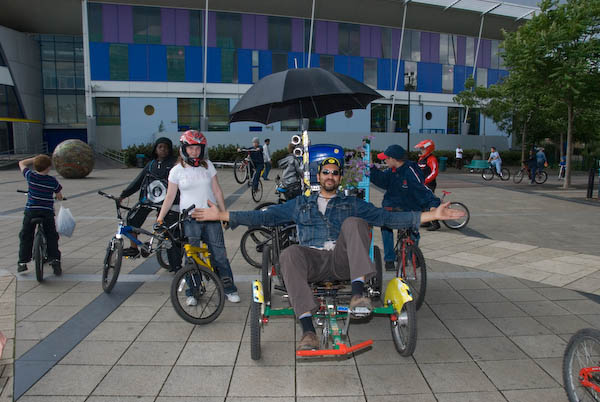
[0,142,48,160]
[91,143,126,165]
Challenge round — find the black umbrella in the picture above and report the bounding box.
[230,67,383,125]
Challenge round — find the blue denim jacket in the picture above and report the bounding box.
[229,192,421,249]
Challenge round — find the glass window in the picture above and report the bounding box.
[56,61,75,89]
[177,98,230,131]
[448,35,457,65]
[42,61,57,89]
[146,7,161,44]
[76,94,86,123]
[498,45,506,69]
[466,37,474,66]
[74,40,83,62]
[190,10,203,47]
[177,98,200,131]
[268,16,291,52]
[41,41,55,61]
[440,34,448,65]
[167,46,185,82]
[304,20,315,57]
[476,68,487,88]
[447,107,460,134]
[96,97,121,125]
[339,23,360,56]
[252,50,259,83]
[442,65,453,94]
[381,28,392,59]
[133,6,161,44]
[109,44,128,81]
[272,53,288,74]
[281,117,326,131]
[320,55,334,72]
[410,31,420,62]
[88,3,103,42]
[55,41,74,62]
[44,94,58,124]
[463,108,480,135]
[401,30,411,60]
[490,40,499,69]
[0,49,5,66]
[404,61,417,90]
[58,94,77,123]
[0,85,23,118]
[364,58,377,88]
[216,12,241,49]
[221,48,237,83]
[370,104,408,132]
[75,62,84,89]
[207,98,230,131]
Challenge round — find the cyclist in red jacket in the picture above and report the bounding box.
[415,139,440,231]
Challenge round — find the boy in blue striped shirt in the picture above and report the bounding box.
[18,155,64,275]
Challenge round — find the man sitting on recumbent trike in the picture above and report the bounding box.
[192,155,464,352]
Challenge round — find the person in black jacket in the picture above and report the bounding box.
[238,137,264,192]
[119,137,182,271]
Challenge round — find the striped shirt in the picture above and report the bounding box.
[23,168,62,211]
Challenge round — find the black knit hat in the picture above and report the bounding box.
[152,137,174,159]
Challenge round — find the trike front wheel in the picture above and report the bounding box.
[390,300,417,357]
[250,299,262,360]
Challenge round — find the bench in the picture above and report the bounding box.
[464,159,489,171]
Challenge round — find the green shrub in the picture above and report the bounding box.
[271,148,289,166]
[207,144,240,162]
[122,143,155,167]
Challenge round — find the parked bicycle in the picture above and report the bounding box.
[482,163,510,181]
[563,328,600,402]
[439,190,470,230]
[17,190,67,282]
[233,150,263,202]
[98,191,180,293]
[513,164,548,184]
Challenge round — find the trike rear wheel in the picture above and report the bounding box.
[250,300,262,360]
[390,300,417,357]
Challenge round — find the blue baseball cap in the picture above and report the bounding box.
[377,145,406,161]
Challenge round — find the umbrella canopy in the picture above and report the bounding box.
[230,67,383,125]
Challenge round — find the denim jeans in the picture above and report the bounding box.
[381,226,420,262]
[252,162,264,191]
[491,160,502,175]
[183,219,237,294]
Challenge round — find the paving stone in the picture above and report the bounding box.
[16,321,61,340]
[472,301,527,318]
[176,341,238,366]
[458,289,507,303]
[566,277,600,293]
[93,365,171,396]
[513,300,572,316]
[214,306,249,323]
[483,276,530,290]
[87,397,155,402]
[509,335,567,358]
[535,357,564,386]
[237,341,295,366]
[446,278,491,290]
[16,292,59,306]
[417,317,453,339]
[431,303,484,320]
[359,394,437,402]
[434,391,508,402]
[85,322,145,341]
[413,338,471,364]
[118,341,185,366]
[419,362,495,393]
[241,320,295,342]
[352,340,414,365]
[17,397,86,402]
[22,305,81,322]
[425,289,468,304]
[499,288,547,302]
[555,299,600,315]
[228,366,293,397]
[47,291,99,306]
[503,388,567,402]
[105,306,159,322]
[535,314,592,335]
[359,364,430,395]
[137,321,195,342]
[60,340,130,365]
[478,359,559,390]
[459,336,527,361]
[490,317,552,336]
[296,397,365,402]
[26,364,110,396]
[444,318,503,338]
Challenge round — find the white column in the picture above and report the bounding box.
[307,0,316,68]
[202,0,209,131]
[390,0,409,132]
[81,0,95,145]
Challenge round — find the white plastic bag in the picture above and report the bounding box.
[56,205,76,237]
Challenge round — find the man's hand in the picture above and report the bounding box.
[422,202,466,222]
[191,200,228,222]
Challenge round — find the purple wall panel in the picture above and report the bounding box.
[161,9,176,45]
[482,39,491,68]
[291,19,303,52]
[457,36,466,65]
[117,5,133,43]
[327,22,338,54]
[392,29,401,59]
[370,26,382,58]
[175,9,189,46]
[430,32,440,63]
[420,32,430,62]
[360,25,370,57]
[255,15,268,50]
[102,4,118,42]
[207,11,217,47]
[242,14,255,49]
[315,21,327,54]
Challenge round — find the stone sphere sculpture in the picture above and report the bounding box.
[52,139,95,179]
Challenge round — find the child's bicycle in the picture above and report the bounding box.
[563,328,600,401]
[170,231,226,325]
[17,190,67,282]
[513,164,548,184]
[98,191,180,293]
[482,163,510,181]
[439,190,470,229]
[393,227,427,310]
[234,150,264,202]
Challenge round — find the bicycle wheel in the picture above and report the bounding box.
[252,179,263,202]
[156,246,170,269]
[563,328,600,402]
[261,244,273,305]
[482,168,494,181]
[441,202,470,230]
[171,261,225,325]
[513,169,525,184]
[500,168,510,181]
[535,170,548,184]
[234,158,249,184]
[370,245,383,302]
[240,227,273,268]
[255,202,276,211]
[250,299,262,360]
[33,229,45,282]
[102,237,123,293]
[390,299,417,357]
[397,243,427,310]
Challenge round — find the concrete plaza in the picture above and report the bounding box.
[0,162,599,401]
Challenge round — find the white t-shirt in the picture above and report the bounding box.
[168,161,217,211]
[263,144,271,162]
[489,151,501,162]
[456,147,463,159]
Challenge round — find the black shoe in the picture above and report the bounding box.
[420,222,431,228]
[385,261,396,271]
[17,263,28,273]
[427,221,441,231]
[263,178,270,181]
[123,247,140,257]
[50,260,62,276]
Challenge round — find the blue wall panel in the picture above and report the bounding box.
[207,47,221,82]
[238,49,252,84]
[184,46,203,82]
[148,45,167,81]
[417,62,442,93]
[377,59,391,90]
[394,60,403,90]
[288,52,304,69]
[334,55,348,75]
[309,54,319,68]
[44,129,87,153]
[89,42,110,80]
[349,56,363,82]
[128,44,148,81]
[258,50,272,79]
[498,70,509,82]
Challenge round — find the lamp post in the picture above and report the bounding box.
[404,72,415,150]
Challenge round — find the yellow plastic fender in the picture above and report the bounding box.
[252,280,264,304]
[384,277,414,311]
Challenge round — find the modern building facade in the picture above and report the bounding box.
[0,0,539,154]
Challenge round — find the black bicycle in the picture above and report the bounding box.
[233,150,263,202]
[482,163,510,181]
[513,164,548,184]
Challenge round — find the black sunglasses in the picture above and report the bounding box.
[321,169,340,176]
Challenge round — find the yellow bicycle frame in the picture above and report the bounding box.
[183,243,214,271]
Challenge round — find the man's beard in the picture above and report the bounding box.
[321,179,338,192]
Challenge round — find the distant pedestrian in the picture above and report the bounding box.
[455,145,463,170]
[262,138,271,180]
